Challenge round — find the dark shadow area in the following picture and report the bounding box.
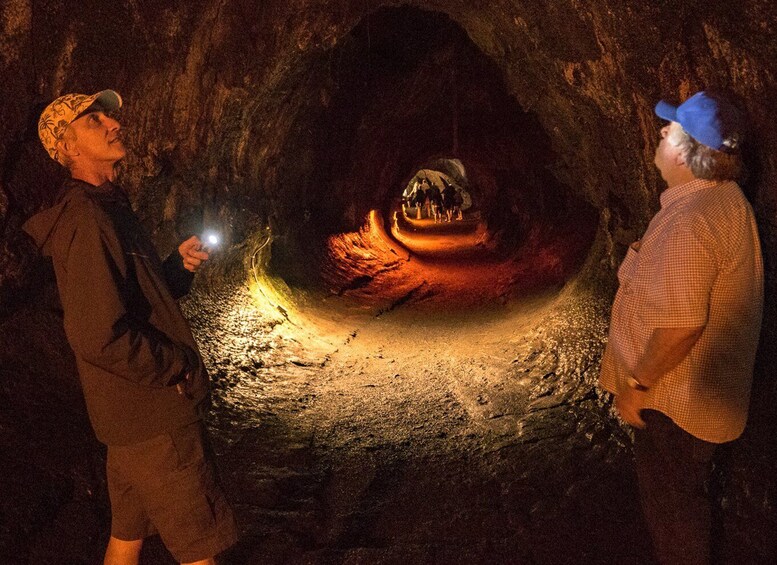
[0,285,108,564]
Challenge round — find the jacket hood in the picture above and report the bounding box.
[21,179,119,255]
[22,195,71,256]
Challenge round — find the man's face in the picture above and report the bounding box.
[653,121,685,180]
[65,108,126,167]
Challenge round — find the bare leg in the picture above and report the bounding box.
[104,537,143,565]
[182,559,216,565]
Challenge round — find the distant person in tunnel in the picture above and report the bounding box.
[453,186,464,220]
[24,91,238,565]
[401,186,414,217]
[599,91,763,565]
[427,179,443,222]
[441,177,456,222]
[413,179,427,219]
[423,177,435,219]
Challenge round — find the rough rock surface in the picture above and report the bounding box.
[150,278,650,565]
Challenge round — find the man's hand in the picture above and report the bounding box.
[178,236,210,273]
[609,326,705,429]
[615,377,647,428]
[600,344,646,427]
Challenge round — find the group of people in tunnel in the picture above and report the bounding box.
[404,176,464,222]
[21,80,764,565]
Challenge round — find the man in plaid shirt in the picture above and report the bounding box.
[599,91,763,565]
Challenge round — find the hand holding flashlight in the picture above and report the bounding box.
[178,235,211,273]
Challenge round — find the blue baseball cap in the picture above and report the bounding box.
[655,91,742,152]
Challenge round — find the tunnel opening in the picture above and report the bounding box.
[392,161,482,259]
[262,5,598,309]
[399,161,472,224]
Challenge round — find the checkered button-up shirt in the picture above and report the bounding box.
[600,179,764,443]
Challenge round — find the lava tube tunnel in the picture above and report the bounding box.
[1,1,776,564]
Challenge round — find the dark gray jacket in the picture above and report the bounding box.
[23,179,208,445]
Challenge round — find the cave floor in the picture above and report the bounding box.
[5,221,657,564]
[168,257,658,564]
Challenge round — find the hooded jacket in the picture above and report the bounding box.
[23,178,209,445]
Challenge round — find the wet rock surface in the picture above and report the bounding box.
[132,283,650,565]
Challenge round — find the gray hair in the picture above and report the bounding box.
[673,126,743,181]
[57,125,77,168]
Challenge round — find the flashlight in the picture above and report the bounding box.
[202,231,221,251]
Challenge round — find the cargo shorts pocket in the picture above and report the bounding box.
[145,423,221,555]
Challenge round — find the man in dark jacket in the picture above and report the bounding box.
[24,90,237,565]
[441,178,456,222]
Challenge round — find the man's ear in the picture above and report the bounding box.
[673,149,686,168]
[56,136,78,160]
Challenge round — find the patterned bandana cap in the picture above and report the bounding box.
[38,90,122,163]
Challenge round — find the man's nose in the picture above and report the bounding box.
[104,115,121,130]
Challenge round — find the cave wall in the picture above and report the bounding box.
[1,0,777,560]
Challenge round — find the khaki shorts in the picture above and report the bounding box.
[106,421,238,563]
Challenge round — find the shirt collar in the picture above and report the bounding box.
[659,178,719,209]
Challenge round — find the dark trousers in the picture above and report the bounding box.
[634,410,718,565]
